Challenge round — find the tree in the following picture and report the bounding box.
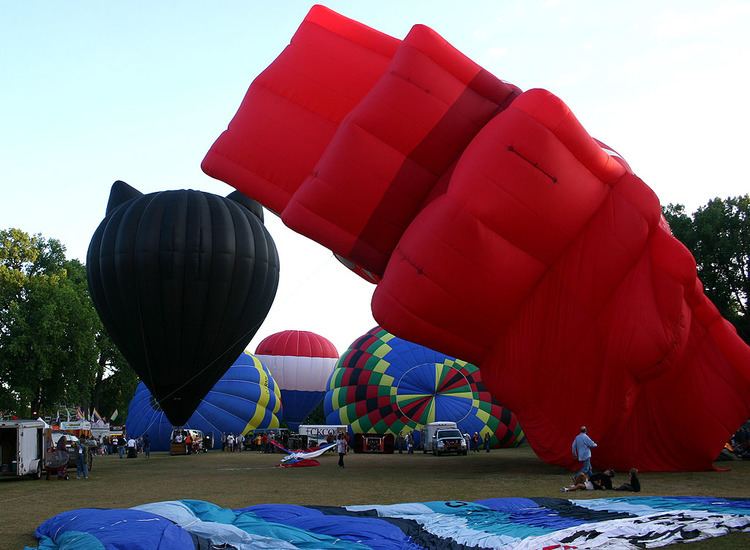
[0,228,138,418]
[96,364,139,423]
[302,401,326,426]
[0,229,95,415]
[663,196,749,342]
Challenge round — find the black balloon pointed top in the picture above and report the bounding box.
[227,191,264,222]
[106,180,144,216]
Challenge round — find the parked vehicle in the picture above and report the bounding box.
[0,420,46,479]
[421,422,467,455]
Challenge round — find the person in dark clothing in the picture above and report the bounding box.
[614,468,640,492]
[117,436,126,459]
[143,434,151,458]
[589,469,615,490]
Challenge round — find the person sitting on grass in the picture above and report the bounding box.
[561,472,594,492]
[588,469,616,490]
[614,468,641,492]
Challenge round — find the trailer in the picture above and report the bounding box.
[0,420,46,479]
[297,425,347,447]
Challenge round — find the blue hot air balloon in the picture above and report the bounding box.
[126,352,282,451]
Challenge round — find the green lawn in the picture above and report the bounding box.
[1,445,748,548]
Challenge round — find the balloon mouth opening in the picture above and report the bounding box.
[395,362,472,424]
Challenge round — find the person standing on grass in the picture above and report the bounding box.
[572,426,597,476]
[75,440,89,479]
[337,433,348,468]
[143,433,151,458]
[484,433,491,453]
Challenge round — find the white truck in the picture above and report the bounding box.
[0,419,46,479]
[421,421,468,456]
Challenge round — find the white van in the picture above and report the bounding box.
[421,421,467,455]
[0,420,46,478]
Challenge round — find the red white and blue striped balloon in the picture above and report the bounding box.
[255,330,338,431]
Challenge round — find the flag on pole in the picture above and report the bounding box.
[110,409,119,421]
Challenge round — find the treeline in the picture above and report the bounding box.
[0,228,137,420]
[663,195,749,343]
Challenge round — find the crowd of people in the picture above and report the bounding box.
[221,431,286,453]
[94,434,151,458]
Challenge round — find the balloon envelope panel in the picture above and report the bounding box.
[126,352,282,451]
[255,330,339,431]
[325,327,524,447]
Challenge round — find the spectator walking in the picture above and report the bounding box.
[572,426,597,476]
[337,433,348,468]
[143,433,151,458]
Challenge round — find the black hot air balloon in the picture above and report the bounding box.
[87,181,280,425]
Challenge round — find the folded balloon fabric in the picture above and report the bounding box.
[26,497,750,550]
[202,5,750,471]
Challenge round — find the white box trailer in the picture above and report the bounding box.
[0,420,46,478]
[297,425,347,447]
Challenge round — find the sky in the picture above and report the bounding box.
[1,1,749,355]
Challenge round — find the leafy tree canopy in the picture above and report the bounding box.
[663,195,749,342]
[0,228,137,419]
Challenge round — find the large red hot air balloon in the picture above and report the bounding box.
[202,5,750,471]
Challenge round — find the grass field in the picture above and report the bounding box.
[1,445,748,549]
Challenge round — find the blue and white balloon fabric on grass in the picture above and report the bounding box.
[28,496,750,549]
